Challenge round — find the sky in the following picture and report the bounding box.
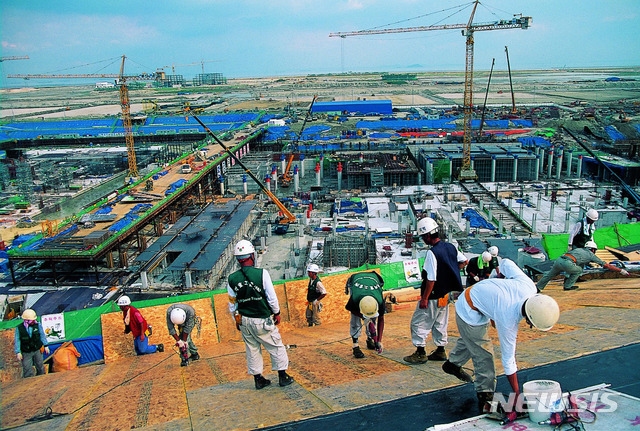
[1,0,639,86]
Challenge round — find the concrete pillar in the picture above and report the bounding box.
[398,214,403,235]
[537,192,541,209]
[219,176,225,195]
[319,154,324,181]
[623,197,629,208]
[448,158,453,183]
[272,166,278,191]
[556,150,562,180]
[547,148,554,178]
[300,154,305,178]
[141,271,149,290]
[315,163,321,187]
[566,192,571,211]
[479,200,484,212]
[577,155,583,178]
[337,162,343,191]
[512,155,518,182]
[550,201,555,220]
[565,213,570,231]
[519,200,524,218]
[491,156,496,182]
[185,270,192,289]
[243,174,248,195]
[534,155,540,181]
[426,159,434,184]
[466,219,471,234]
[266,175,271,194]
[281,154,286,173]
[538,147,544,172]
[566,149,573,177]
[498,218,504,234]
[294,165,299,192]
[532,213,537,232]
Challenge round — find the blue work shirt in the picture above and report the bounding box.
[14,321,48,354]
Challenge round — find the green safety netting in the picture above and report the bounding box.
[541,222,640,260]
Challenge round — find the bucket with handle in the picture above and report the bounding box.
[523,380,565,424]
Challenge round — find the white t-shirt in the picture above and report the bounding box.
[455,259,537,375]
[227,268,279,315]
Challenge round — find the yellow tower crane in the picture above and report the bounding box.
[330,0,531,181]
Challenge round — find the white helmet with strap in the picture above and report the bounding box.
[481,251,492,263]
[487,246,499,257]
[586,208,599,221]
[307,263,320,273]
[234,240,255,258]
[117,295,131,306]
[524,294,560,331]
[584,240,597,250]
[170,307,187,325]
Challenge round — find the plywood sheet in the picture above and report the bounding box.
[101,298,218,363]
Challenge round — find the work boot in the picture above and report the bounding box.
[353,346,365,359]
[254,375,271,390]
[427,346,447,361]
[366,337,376,350]
[477,391,494,414]
[156,343,164,353]
[563,285,579,291]
[403,349,428,364]
[180,357,189,367]
[442,360,473,383]
[278,371,294,387]
[189,352,200,361]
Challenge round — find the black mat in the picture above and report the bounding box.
[263,343,640,431]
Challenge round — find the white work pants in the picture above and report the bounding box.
[409,299,449,348]
[240,315,289,376]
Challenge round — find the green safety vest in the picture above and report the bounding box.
[228,266,272,318]
[345,272,384,315]
[17,323,43,354]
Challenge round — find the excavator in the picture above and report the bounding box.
[280,95,317,188]
[189,114,297,231]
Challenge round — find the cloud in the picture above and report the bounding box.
[2,41,19,49]
[603,13,637,22]
[345,0,365,10]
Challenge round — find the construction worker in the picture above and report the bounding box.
[465,251,493,287]
[537,240,629,291]
[568,208,598,250]
[117,295,163,355]
[404,217,468,364]
[306,263,327,327]
[14,309,49,378]
[345,271,385,358]
[227,239,294,389]
[442,259,560,418]
[487,245,501,277]
[166,303,199,366]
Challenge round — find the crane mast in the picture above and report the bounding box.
[330,0,531,181]
[118,55,138,180]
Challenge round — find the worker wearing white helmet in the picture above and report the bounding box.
[537,240,630,291]
[568,208,598,250]
[117,295,163,356]
[465,251,493,287]
[166,303,199,366]
[306,263,327,327]
[227,239,294,389]
[14,309,50,378]
[344,271,386,358]
[486,246,501,277]
[443,259,560,419]
[404,217,468,364]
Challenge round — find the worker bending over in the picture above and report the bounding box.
[166,303,199,366]
[344,271,385,358]
[442,259,560,418]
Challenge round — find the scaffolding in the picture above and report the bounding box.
[15,161,33,203]
[192,73,227,86]
[323,232,374,268]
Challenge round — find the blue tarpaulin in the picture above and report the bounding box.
[44,335,105,365]
[463,209,495,230]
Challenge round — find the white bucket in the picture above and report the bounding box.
[523,380,565,424]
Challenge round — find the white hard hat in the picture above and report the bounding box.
[417,217,438,236]
[22,309,37,320]
[234,239,255,257]
[584,240,598,250]
[307,263,320,273]
[487,246,499,257]
[170,307,187,325]
[117,295,131,306]
[524,294,560,331]
[586,209,599,221]
[359,295,379,319]
[481,251,492,263]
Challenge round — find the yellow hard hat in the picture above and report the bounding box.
[359,296,379,319]
[22,309,37,320]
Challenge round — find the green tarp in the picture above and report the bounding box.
[541,222,640,260]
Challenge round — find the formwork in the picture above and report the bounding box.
[323,233,373,268]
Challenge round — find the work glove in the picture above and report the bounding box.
[44,346,50,355]
[621,269,630,276]
[274,314,281,325]
[16,353,23,361]
[419,298,428,309]
[375,342,383,354]
[473,275,480,282]
[176,340,186,350]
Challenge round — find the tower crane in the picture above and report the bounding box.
[8,55,160,181]
[330,0,531,181]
